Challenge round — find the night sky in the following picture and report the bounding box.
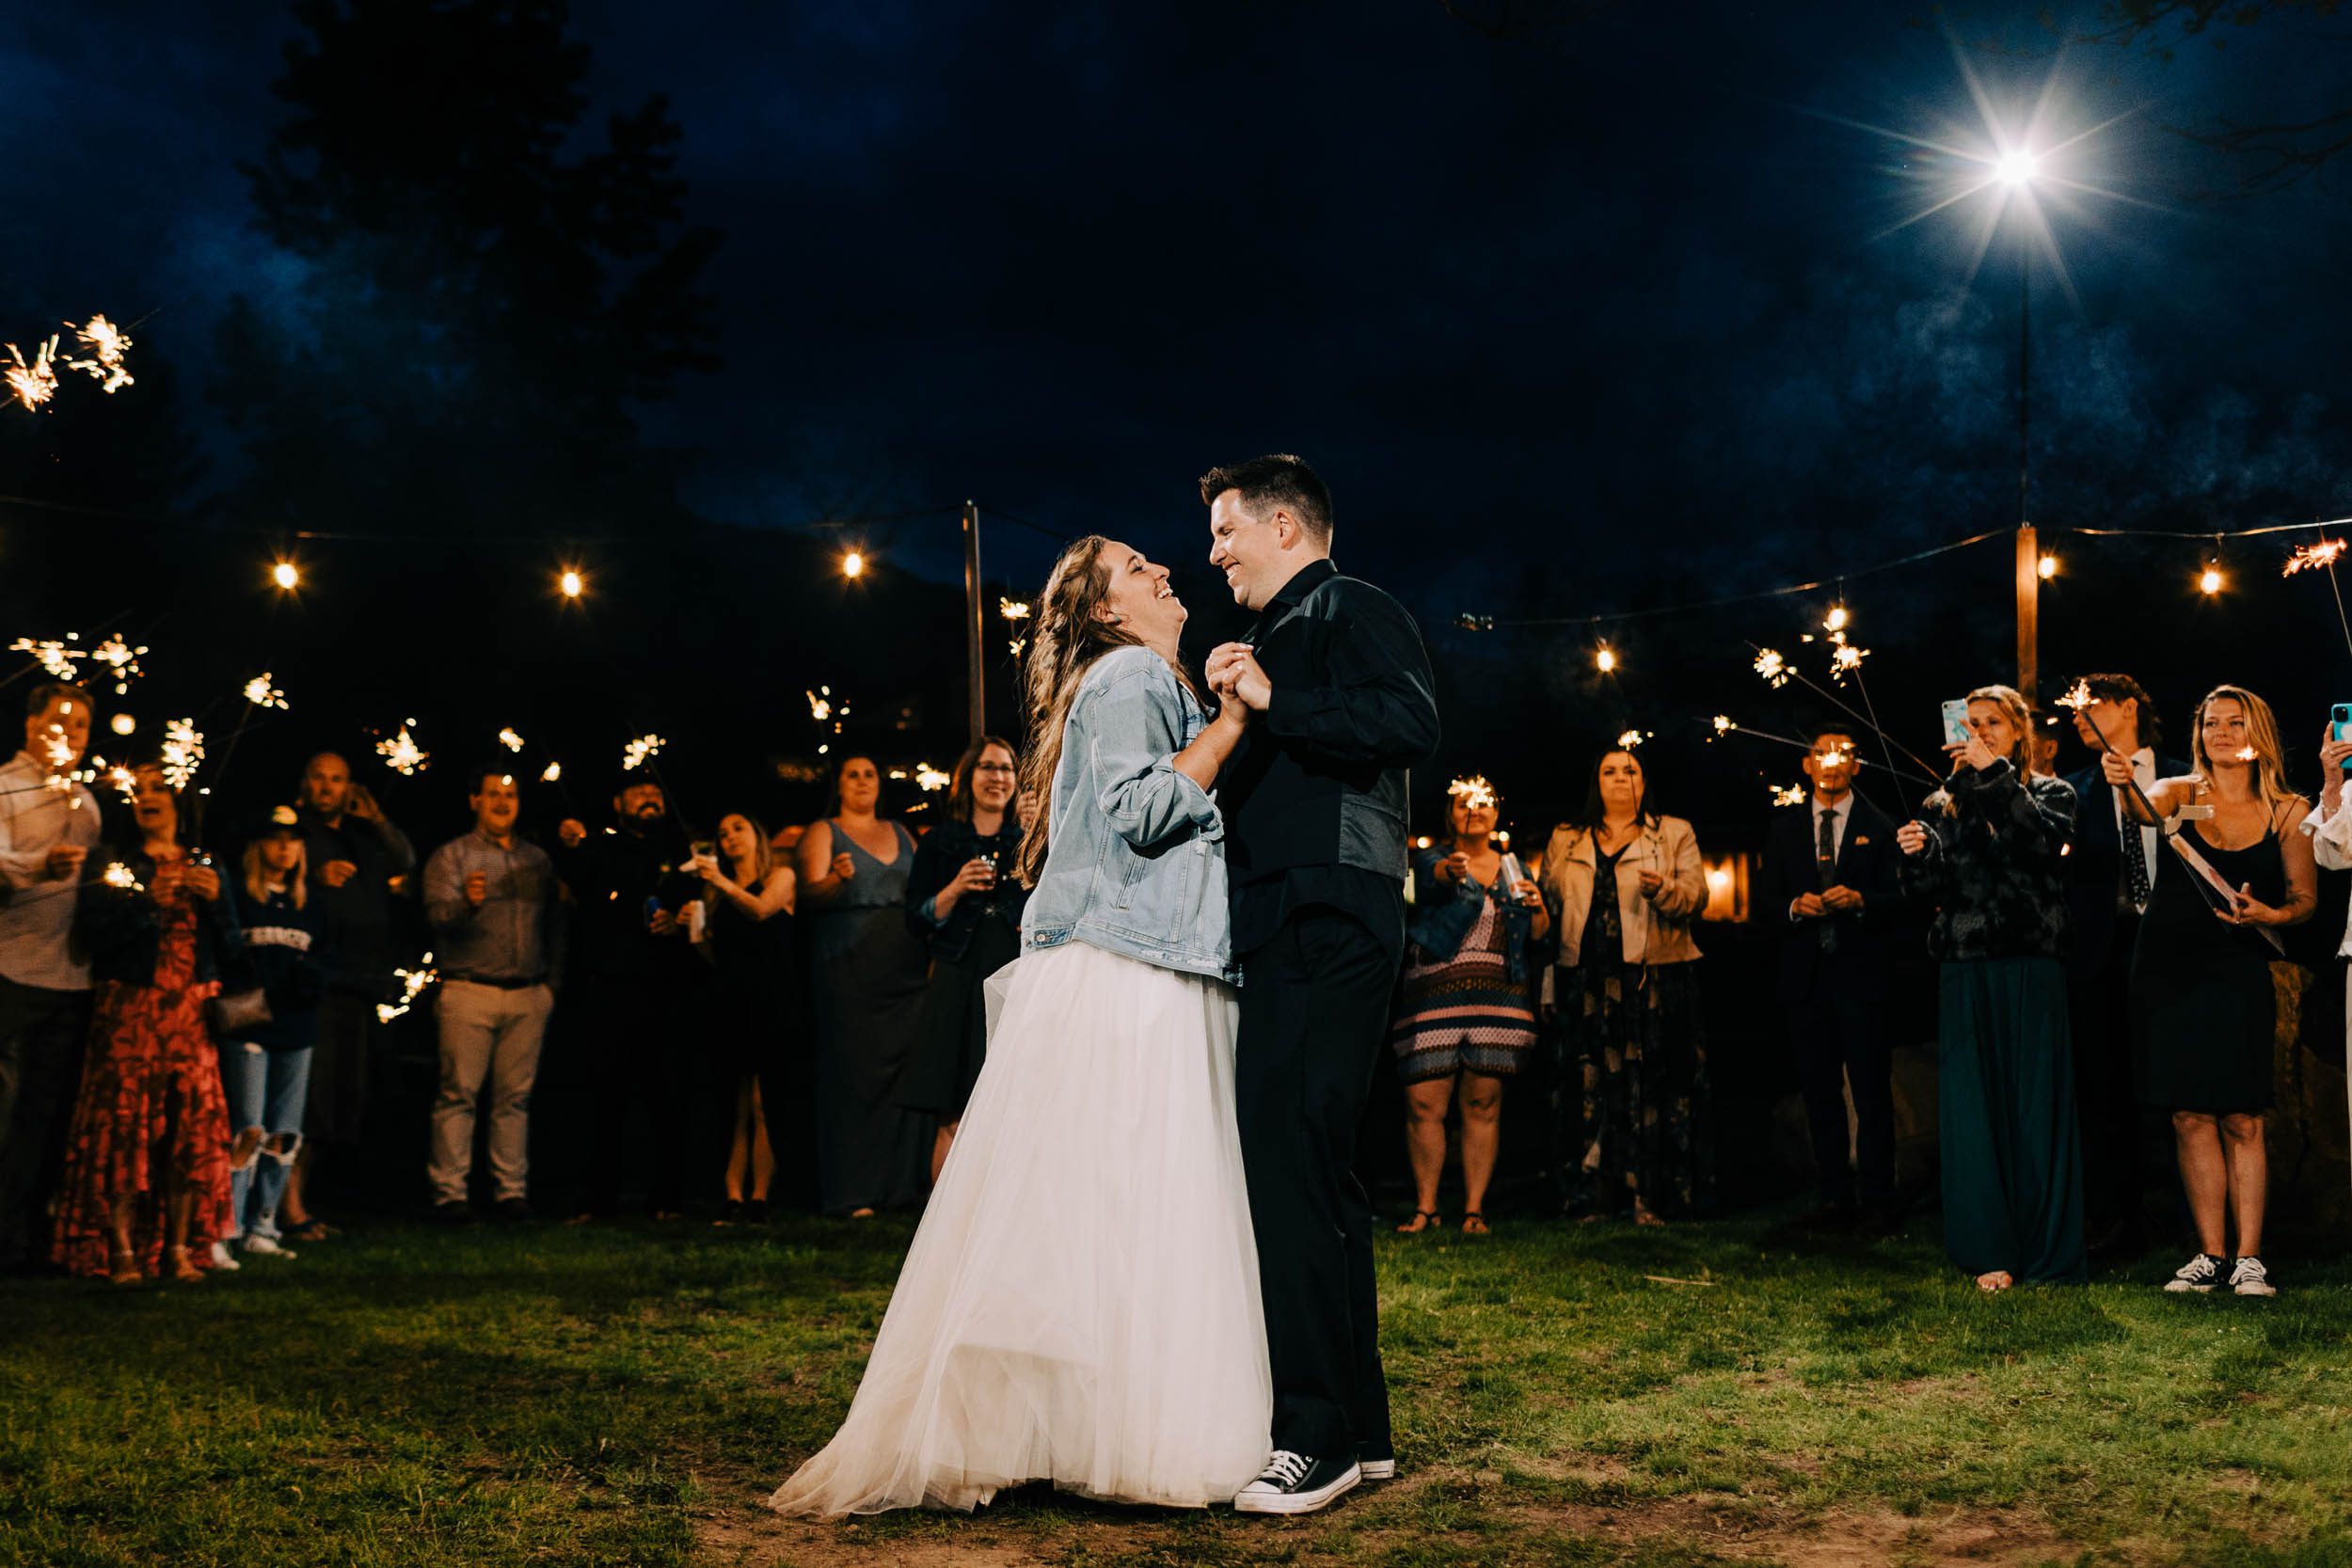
[6,1,2351,838]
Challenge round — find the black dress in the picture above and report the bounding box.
[895,819,1027,1121]
[2134,823,2284,1114]
[708,875,793,1083]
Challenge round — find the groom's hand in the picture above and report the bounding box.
[1207,643,1272,712]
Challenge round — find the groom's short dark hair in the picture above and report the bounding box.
[1198,454,1332,546]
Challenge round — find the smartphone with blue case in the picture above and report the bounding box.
[1940,699,1972,749]
[2333,704,2352,770]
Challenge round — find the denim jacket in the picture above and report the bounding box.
[1406,846,1534,983]
[1022,645,1235,983]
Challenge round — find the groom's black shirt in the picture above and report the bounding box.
[1225,559,1440,957]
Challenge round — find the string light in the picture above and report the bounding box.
[1594,643,1617,674]
[2199,562,2224,595]
[2038,553,2059,579]
[1823,604,1849,633]
[271,560,301,592]
[841,550,866,579]
[558,568,584,599]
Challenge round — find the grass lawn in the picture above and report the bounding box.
[3,1211,2347,1568]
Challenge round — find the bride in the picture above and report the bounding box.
[769,534,1271,1516]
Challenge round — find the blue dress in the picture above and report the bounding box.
[807,820,932,1212]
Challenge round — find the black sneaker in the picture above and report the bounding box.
[2163,1252,2225,1292]
[489,1198,534,1224]
[1233,1450,1360,1515]
[432,1200,477,1227]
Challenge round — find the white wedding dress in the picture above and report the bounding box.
[767,939,1272,1516]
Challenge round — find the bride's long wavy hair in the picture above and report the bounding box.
[1013,535,1200,887]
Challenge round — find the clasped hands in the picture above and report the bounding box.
[1203,643,1271,719]
[1790,886,1864,920]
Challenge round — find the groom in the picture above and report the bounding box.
[1201,455,1439,1515]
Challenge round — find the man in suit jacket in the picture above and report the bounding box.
[2061,672,2183,1260]
[1757,729,1907,1231]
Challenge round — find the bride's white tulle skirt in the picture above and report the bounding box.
[767,941,1272,1516]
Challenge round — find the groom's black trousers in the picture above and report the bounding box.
[1236,905,1399,1462]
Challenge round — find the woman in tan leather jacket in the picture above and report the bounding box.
[1538,748,1712,1224]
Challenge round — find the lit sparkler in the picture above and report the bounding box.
[540,761,563,784]
[2283,540,2345,577]
[1711,714,1735,736]
[242,673,289,711]
[2056,678,2093,712]
[10,636,80,681]
[999,598,1031,621]
[376,722,429,776]
[160,719,205,792]
[88,636,145,695]
[806,689,833,723]
[1824,605,1850,633]
[621,734,666,772]
[2233,746,2258,764]
[914,763,951,793]
[61,316,133,394]
[1447,775,1499,812]
[102,862,144,893]
[1829,637,1870,682]
[377,954,439,1024]
[1754,648,1789,689]
[6,337,59,410]
[1769,782,1808,807]
[498,727,526,752]
[1617,729,1651,750]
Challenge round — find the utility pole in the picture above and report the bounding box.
[961,499,986,744]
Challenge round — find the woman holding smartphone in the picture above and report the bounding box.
[1897,684,2085,1291]
[897,736,1027,1181]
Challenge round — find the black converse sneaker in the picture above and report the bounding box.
[2228,1256,2277,1297]
[2163,1252,2225,1293]
[1233,1449,1360,1515]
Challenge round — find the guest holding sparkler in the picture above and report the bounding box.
[1896,685,2085,1291]
[897,737,1026,1183]
[557,774,703,1219]
[52,765,243,1284]
[2306,718,2352,1215]
[287,752,417,1242]
[219,807,327,1258]
[2114,687,2312,1297]
[2061,673,2185,1263]
[690,811,794,1224]
[1538,749,1711,1225]
[797,755,931,1215]
[0,683,103,1273]
[1758,728,1909,1233]
[1391,775,1547,1235]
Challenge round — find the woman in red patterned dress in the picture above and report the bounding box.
[52,765,243,1284]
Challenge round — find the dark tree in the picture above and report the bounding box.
[211,0,723,537]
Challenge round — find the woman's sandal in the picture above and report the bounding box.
[108,1247,143,1287]
[1394,1210,1442,1234]
[1461,1212,1491,1236]
[166,1244,204,1284]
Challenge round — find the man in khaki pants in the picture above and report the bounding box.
[422,769,560,1223]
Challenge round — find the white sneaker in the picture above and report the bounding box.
[240,1233,297,1259]
[1359,1457,1397,1481]
[209,1241,242,1271]
[2163,1253,2223,1293]
[2228,1257,2277,1297]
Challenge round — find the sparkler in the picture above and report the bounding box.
[160,719,205,793]
[1753,648,1789,689]
[540,761,563,784]
[1748,642,1942,787]
[109,713,135,736]
[1616,729,1651,750]
[1769,783,1808,807]
[61,316,133,394]
[498,727,526,753]
[621,734,666,772]
[914,764,952,793]
[2281,539,2352,663]
[6,337,59,410]
[1447,775,1499,812]
[375,722,429,776]
[88,636,145,695]
[1711,715,1735,736]
[377,954,439,1024]
[102,863,144,893]
[10,637,80,681]
[241,673,289,711]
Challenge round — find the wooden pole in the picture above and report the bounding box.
[2016,522,2039,700]
[962,499,986,744]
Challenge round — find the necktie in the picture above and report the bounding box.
[2118,783,2151,910]
[1816,808,1839,953]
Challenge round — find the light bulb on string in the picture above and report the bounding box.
[1594,642,1617,674]
[270,559,300,592]
[841,550,866,580]
[2038,553,2058,580]
[558,567,584,600]
[2199,561,2224,596]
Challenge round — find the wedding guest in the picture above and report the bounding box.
[220,807,327,1258]
[2121,687,2312,1297]
[288,751,417,1241]
[796,755,931,1216]
[692,811,794,1224]
[557,773,702,1218]
[1897,684,2085,1291]
[1757,728,1908,1233]
[2307,718,2352,1214]
[2029,711,2065,782]
[2061,673,2185,1262]
[424,768,561,1223]
[898,736,1026,1182]
[1539,748,1711,1225]
[51,765,242,1284]
[0,683,102,1272]
[1391,777,1546,1235]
